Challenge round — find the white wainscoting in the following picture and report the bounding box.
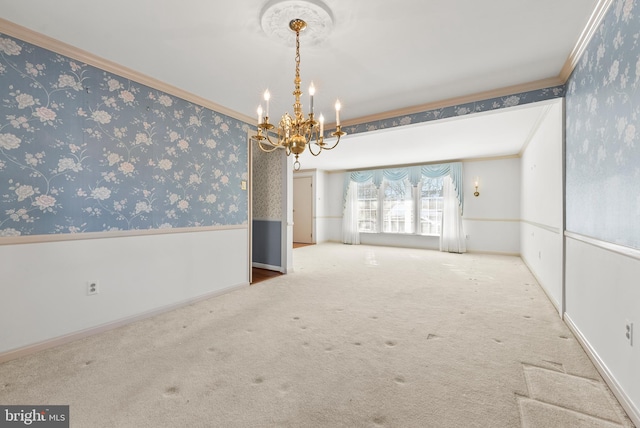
[520,221,562,313]
[565,234,640,426]
[0,228,249,359]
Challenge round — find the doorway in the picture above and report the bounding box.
[293,176,313,244]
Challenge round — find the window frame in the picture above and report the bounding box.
[419,176,444,236]
[381,177,415,234]
[356,176,444,237]
[356,180,380,233]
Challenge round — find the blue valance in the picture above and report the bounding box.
[344,162,464,213]
[349,166,423,187]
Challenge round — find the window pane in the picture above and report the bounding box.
[420,177,444,235]
[382,178,414,234]
[357,182,377,232]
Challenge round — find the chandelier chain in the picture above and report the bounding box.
[292,27,302,120]
[295,29,301,89]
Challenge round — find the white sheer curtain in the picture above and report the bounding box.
[342,181,360,245]
[440,175,466,253]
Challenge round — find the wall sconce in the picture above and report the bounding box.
[474,177,480,197]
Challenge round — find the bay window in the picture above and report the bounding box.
[356,176,443,236]
[344,162,464,252]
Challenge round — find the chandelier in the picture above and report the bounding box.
[251,18,345,171]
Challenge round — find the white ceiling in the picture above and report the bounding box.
[0,1,600,170]
[299,100,558,171]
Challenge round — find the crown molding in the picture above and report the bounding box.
[559,0,614,82]
[0,18,254,125]
[1,0,611,132]
[340,76,563,128]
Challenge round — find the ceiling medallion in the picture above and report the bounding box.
[260,0,334,46]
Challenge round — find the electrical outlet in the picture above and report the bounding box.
[625,320,633,346]
[87,280,99,296]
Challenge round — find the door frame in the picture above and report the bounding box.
[293,175,314,243]
[248,133,293,277]
[283,152,294,273]
[247,130,253,283]
[292,170,317,244]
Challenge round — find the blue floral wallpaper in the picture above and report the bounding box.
[252,142,283,221]
[566,0,640,249]
[0,34,249,238]
[338,86,565,136]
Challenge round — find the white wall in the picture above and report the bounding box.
[312,170,343,244]
[565,237,640,420]
[0,229,249,357]
[519,100,564,312]
[293,169,328,244]
[462,157,521,254]
[317,171,344,243]
[313,171,325,243]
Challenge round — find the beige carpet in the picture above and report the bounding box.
[0,243,634,427]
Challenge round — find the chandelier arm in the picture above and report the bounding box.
[318,136,341,150]
[308,141,322,156]
[321,126,346,150]
[302,121,313,143]
[257,139,280,153]
[257,130,280,149]
[263,130,277,146]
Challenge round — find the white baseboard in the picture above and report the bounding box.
[466,250,520,257]
[0,282,249,364]
[564,313,640,427]
[520,254,561,315]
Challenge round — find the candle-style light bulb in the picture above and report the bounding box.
[257,105,263,124]
[319,113,325,135]
[309,82,315,114]
[335,100,341,126]
[263,90,270,117]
